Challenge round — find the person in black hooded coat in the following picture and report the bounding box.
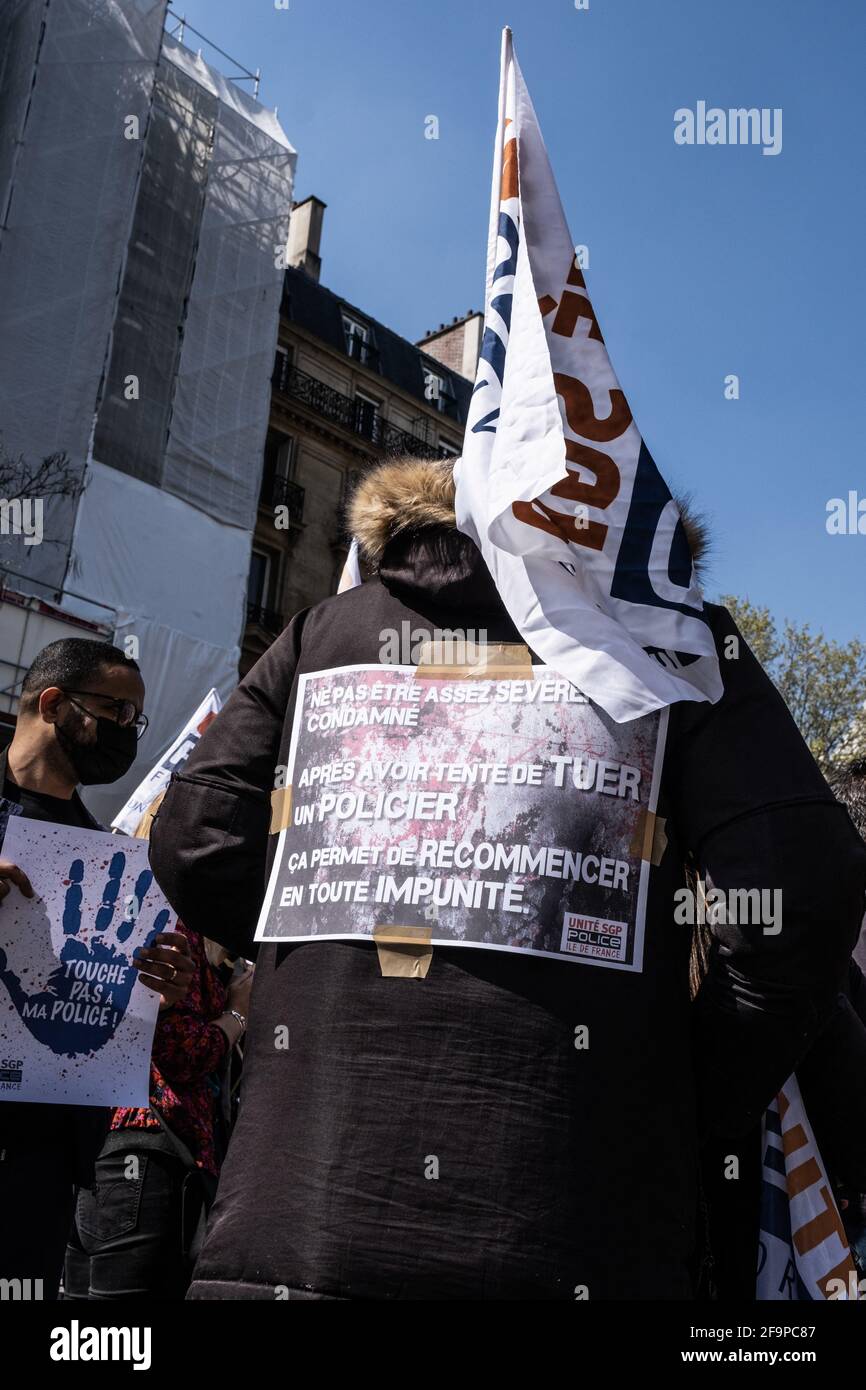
[149,456,866,1301]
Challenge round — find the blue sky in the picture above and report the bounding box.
[172,0,865,644]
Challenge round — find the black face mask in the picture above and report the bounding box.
[56,715,138,786]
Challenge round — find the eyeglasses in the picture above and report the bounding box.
[62,690,149,740]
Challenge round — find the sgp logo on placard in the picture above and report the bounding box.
[561,913,627,963]
[0,1057,23,1088]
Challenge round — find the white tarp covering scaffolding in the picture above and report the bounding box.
[63,460,251,824]
[0,0,169,591]
[0,0,45,218]
[158,34,296,530]
[0,1,296,816]
[91,31,296,530]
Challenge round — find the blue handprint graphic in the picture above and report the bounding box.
[0,850,169,1058]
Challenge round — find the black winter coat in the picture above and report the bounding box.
[150,525,866,1300]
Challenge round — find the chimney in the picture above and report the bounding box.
[459,313,483,379]
[286,195,326,281]
[416,311,483,381]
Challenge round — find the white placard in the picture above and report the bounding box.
[0,819,171,1107]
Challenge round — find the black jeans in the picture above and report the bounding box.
[64,1131,191,1301]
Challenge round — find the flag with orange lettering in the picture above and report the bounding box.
[758,1076,860,1300]
[455,28,723,722]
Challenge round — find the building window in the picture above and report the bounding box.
[272,343,294,392]
[438,440,460,458]
[354,390,382,443]
[343,313,376,366]
[423,367,456,414]
[265,429,296,482]
[260,429,296,509]
[247,546,282,632]
[247,547,271,607]
[342,467,363,503]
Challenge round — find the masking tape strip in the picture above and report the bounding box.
[373,924,434,979]
[270,786,292,834]
[415,639,533,682]
[650,814,668,867]
[629,810,668,867]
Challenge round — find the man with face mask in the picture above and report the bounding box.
[0,638,194,1298]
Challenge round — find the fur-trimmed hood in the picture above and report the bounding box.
[348,454,709,575]
[349,457,457,566]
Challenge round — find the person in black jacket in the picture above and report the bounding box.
[703,756,866,1298]
[149,456,866,1300]
[0,639,194,1300]
[800,758,866,1275]
[830,758,866,977]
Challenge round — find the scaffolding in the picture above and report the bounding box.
[165,8,261,99]
[0,0,296,822]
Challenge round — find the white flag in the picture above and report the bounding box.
[758,1075,859,1300]
[455,29,723,722]
[337,537,362,593]
[111,687,222,836]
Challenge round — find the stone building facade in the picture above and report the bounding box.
[242,196,482,672]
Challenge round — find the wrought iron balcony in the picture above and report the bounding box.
[246,602,284,634]
[273,363,457,460]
